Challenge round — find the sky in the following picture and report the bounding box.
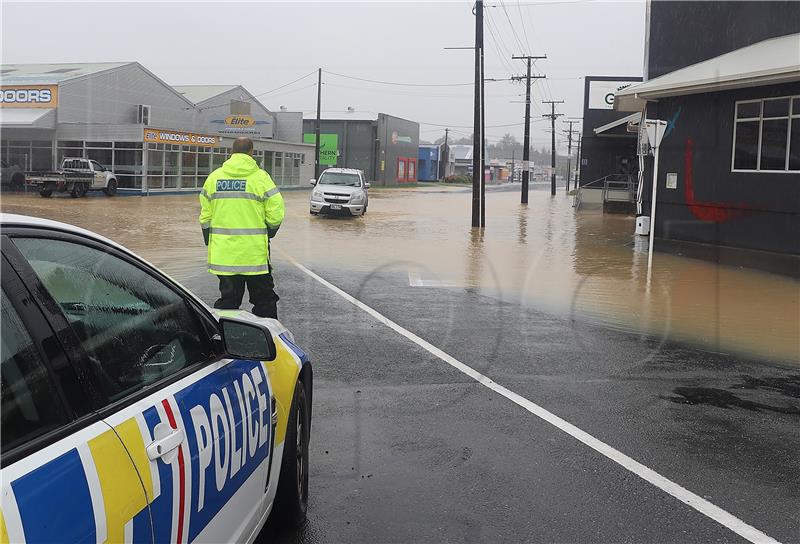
[1,0,646,152]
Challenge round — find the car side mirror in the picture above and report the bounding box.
[219,316,276,361]
[310,179,317,186]
[364,182,371,189]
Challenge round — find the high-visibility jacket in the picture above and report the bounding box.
[199,153,285,275]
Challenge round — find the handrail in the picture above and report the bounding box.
[573,174,636,210]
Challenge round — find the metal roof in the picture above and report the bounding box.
[450,145,473,161]
[172,85,240,104]
[615,33,800,111]
[0,108,56,129]
[0,62,133,84]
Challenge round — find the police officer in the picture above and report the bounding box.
[199,137,285,318]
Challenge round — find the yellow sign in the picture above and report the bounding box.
[224,115,256,128]
[144,128,219,147]
[0,85,58,108]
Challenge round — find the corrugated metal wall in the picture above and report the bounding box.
[58,64,195,130]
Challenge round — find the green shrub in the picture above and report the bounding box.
[443,175,472,184]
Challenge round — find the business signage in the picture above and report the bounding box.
[391,131,412,144]
[210,114,272,137]
[588,80,636,110]
[0,85,58,108]
[303,133,339,165]
[144,128,219,147]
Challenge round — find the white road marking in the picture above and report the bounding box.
[407,270,460,288]
[289,257,781,544]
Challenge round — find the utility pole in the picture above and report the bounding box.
[315,68,322,179]
[440,128,449,179]
[512,55,546,204]
[511,148,515,183]
[574,133,582,188]
[481,41,486,227]
[563,120,579,193]
[542,100,564,196]
[471,0,483,228]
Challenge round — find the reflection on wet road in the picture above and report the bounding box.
[2,184,798,365]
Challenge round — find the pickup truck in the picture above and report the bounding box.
[27,158,118,198]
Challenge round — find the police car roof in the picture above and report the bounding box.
[0,213,123,248]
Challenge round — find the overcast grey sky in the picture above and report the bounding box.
[1,1,645,150]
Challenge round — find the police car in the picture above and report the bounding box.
[0,213,312,543]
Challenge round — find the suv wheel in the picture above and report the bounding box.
[104,179,117,196]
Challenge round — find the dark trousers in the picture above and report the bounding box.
[214,274,279,319]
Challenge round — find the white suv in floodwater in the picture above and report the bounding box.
[309,168,370,217]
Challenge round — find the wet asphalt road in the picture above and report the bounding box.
[174,260,800,543]
[3,187,798,543]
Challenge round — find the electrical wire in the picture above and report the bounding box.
[324,70,476,88]
[196,69,318,111]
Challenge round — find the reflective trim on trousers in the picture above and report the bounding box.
[209,227,268,235]
[208,263,270,273]
[206,191,264,202]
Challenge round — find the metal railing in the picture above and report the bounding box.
[573,174,636,210]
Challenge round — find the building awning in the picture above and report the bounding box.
[615,33,800,111]
[0,108,56,129]
[594,112,641,136]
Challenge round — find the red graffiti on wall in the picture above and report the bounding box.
[684,137,746,223]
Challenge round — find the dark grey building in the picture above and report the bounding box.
[616,0,800,268]
[302,113,420,185]
[578,76,642,186]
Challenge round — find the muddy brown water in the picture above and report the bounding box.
[2,186,798,365]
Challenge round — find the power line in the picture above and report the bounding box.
[498,1,528,56]
[196,70,318,111]
[324,70,477,88]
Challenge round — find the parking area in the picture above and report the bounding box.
[2,187,798,543]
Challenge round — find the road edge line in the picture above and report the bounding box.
[288,257,781,544]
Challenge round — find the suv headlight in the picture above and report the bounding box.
[311,189,323,201]
[350,191,365,204]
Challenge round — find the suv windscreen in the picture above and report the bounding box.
[319,173,361,187]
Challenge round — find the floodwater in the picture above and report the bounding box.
[2,183,798,365]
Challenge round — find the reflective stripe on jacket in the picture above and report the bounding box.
[199,153,285,275]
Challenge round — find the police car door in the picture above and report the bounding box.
[1,244,153,544]
[8,232,276,543]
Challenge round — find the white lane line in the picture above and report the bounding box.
[289,257,781,544]
[408,270,461,288]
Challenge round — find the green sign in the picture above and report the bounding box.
[303,133,338,165]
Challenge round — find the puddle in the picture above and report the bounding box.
[2,183,798,365]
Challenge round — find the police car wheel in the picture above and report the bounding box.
[39,189,52,198]
[105,179,117,196]
[274,380,309,528]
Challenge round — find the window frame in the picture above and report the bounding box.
[731,94,799,174]
[3,226,225,424]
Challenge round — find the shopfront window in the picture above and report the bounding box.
[2,140,53,171]
[181,148,196,189]
[197,150,211,187]
[147,144,163,190]
[114,142,143,189]
[164,148,179,188]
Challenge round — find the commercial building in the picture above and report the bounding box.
[615,1,800,268]
[418,144,441,181]
[0,62,313,192]
[578,76,642,186]
[302,112,419,185]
